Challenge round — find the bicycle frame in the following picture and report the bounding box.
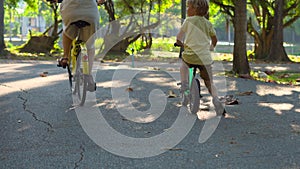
[67,20,91,106]
[70,39,89,76]
[183,67,195,95]
[174,43,201,114]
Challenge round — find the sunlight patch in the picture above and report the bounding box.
[259,103,294,115]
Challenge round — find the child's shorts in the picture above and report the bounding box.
[183,60,213,81]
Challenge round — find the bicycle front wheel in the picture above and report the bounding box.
[73,57,87,106]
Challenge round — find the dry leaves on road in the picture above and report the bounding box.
[236,91,253,96]
[167,90,177,98]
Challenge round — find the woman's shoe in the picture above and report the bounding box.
[87,75,96,92]
[57,58,68,69]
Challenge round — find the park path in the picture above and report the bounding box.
[0,59,299,169]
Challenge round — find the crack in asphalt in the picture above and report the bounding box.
[16,88,54,131]
[74,145,85,169]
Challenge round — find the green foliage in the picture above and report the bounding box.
[268,72,300,85]
[250,70,300,85]
[292,19,300,36]
[151,37,178,52]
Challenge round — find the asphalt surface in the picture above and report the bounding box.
[0,59,300,169]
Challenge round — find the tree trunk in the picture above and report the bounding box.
[101,0,159,55]
[19,35,58,54]
[232,0,250,75]
[18,2,61,54]
[267,0,291,62]
[254,32,272,60]
[0,0,5,54]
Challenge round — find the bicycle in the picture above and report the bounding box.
[174,43,201,114]
[58,20,94,106]
[174,43,227,116]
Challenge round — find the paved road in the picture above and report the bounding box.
[0,59,300,169]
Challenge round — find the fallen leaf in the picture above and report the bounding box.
[279,74,290,78]
[167,90,177,98]
[266,79,275,83]
[164,147,183,151]
[239,74,253,79]
[236,91,253,96]
[230,141,238,144]
[226,99,239,105]
[126,87,133,92]
[219,95,239,105]
[39,73,47,77]
[291,124,300,134]
[264,70,275,75]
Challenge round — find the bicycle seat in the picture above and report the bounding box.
[71,20,90,28]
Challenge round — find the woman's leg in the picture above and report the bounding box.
[62,32,73,60]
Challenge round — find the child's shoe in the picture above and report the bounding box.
[213,97,226,116]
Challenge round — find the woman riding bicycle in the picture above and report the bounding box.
[56,0,105,92]
[176,0,225,116]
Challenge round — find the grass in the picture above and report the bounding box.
[289,55,300,62]
[1,38,299,86]
[252,71,300,86]
[264,72,300,85]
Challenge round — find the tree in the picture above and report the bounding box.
[247,0,300,60]
[211,0,250,76]
[232,0,250,75]
[212,0,300,62]
[267,0,290,62]
[0,0,5,54]
[100,0,164,54]
[19,0,62,53]
[1,0,36,54]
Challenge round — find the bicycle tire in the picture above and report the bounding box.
[195,78,202,98]
[189,78,200,114]
[73,55,87,106]
[67,65,73,90]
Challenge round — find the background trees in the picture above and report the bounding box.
[247,0,300,61]
[100,0,163,54]
[211,0,300,61]
[19,0,62,53]
[0,0,4,54]
[0,0,299,64]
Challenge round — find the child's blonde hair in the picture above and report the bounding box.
[187,0,209,16]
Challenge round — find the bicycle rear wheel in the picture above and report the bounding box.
[189,78,200,114]
[73,56,87,106]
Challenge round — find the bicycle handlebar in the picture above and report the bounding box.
[174,43,181,47]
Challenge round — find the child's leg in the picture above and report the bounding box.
[200,65,225,116]
[199,65,217,97]
[180,60,189,91]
